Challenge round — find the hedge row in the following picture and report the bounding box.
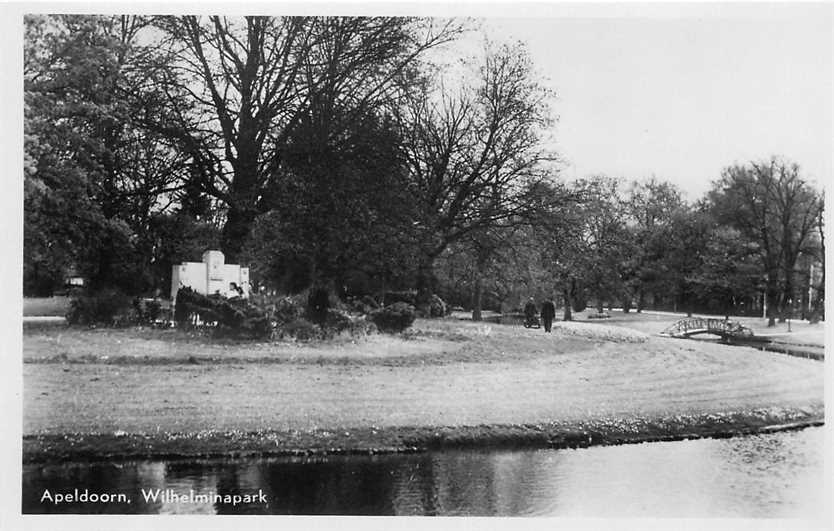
[67,288,444,339]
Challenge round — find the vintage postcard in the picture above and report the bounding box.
[4,2,831,530]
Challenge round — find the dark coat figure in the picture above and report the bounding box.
[523,299,537,319]
[523,298,539,328]
[540,300,556,333]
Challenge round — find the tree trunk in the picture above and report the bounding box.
[766,281,778,327]
[636,288,644,313]
[221,205,258,263]
[471,248,490,321]
[415,256,438,308]
[562,287,573,321]
[472,275,483,322]
[778,267,795,323]
[221,129,262,263]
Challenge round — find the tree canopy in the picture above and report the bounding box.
[23,15,825,326]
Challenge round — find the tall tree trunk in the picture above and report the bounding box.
[472,275,483,322]
[415,255,439,308]
[562,287,572,321]
[779,262,795,323]
[766,277,778,327]
[221,205,258,263]
[471,247,490,321]
[562,278,574,321]
[221,136,263,263]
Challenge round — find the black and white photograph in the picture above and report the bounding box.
[2,2,832,529]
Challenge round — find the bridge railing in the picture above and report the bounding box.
[661,317,754,338]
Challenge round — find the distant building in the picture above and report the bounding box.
[171,250,250,301]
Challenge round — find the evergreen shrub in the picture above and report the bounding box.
[370,302,416,333]
[67,288,135,326]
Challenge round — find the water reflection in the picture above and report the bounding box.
[23,427,824,517]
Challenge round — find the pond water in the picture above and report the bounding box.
[23,427,824,517]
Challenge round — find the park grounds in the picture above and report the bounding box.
[22,297,825,463]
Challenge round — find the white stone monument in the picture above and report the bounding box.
[171,250,250,301]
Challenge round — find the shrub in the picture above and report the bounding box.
[346,317,378,337]
[415,293,448,318]
[382,290,417,306]
[324,308,353,333]
[278,317,320,341]
[361,295,380,310]
[251,294,304,325]
[428,294,447,317]
[174,287,273,339]
[67,288,134,326]
[133,298,162,324]
[306,286,332,325]
[370,302,416,333]
[571,298,587,313]
[345,295,379,314]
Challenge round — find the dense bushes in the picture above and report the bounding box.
[133,298,162,323]
[380,291,447,319]
[382,290,417,306]
[66,285,428,339]
[307,286,331,325]
[67,289,169,327]
[277,317,319,340]
[370,302,416,333]
[345,295,380,315]
[426,294,447,318]
[66,288,135,326]
[251,294,304,325]
[174,287,272,339]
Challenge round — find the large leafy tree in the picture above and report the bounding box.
[622,178,685,311]
[241,109,416,295]
[574,176,632,312]
[24,15,190,294]
[707,157,823,325]
[687,225,761,317]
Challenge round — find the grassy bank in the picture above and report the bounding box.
[23,407,823,464]
[23,296,70,317]
[23,315,825,463]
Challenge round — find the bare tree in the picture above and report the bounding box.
[153,16,461,261]
[396,41,557,300]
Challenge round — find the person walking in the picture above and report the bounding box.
[540,299,556,333]
[523,297,538,327]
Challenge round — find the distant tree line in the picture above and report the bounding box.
[24,15,824,326]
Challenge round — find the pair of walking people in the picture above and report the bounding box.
[524,297,556,333]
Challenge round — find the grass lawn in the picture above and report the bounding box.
[22,314,824,461]
[23,297,70,317]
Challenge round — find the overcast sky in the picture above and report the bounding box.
[473,6,833,200]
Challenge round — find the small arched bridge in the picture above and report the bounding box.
[660,317,755,340]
